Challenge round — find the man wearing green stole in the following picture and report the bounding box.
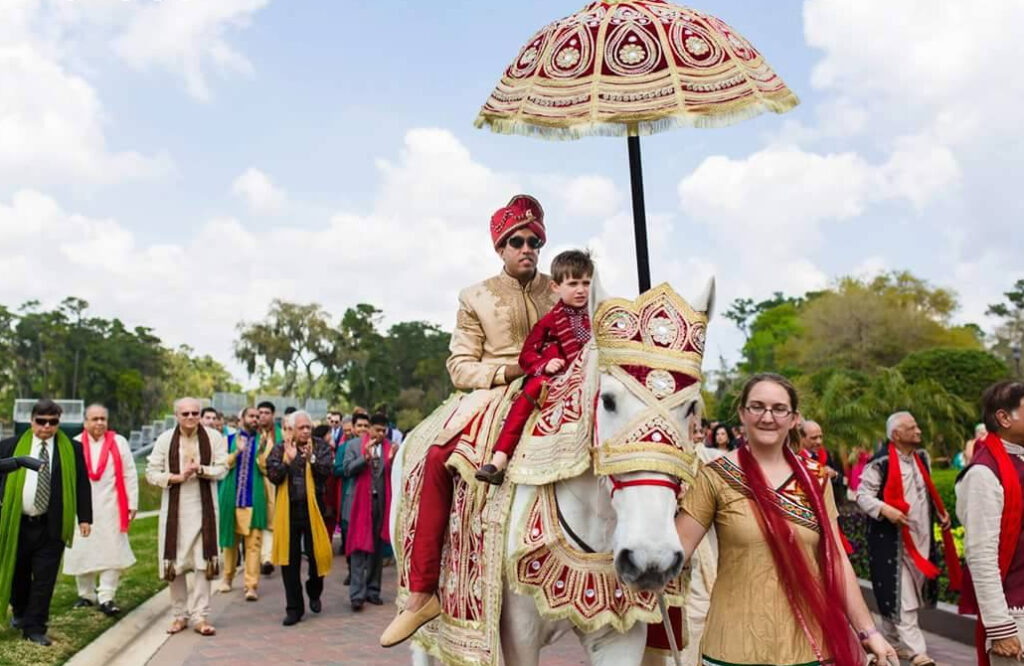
[216,407,268,601]
[0,399,93,646]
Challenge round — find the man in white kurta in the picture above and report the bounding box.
[856,412,935,663]
[146,398,228,635]
[64,404,138,616]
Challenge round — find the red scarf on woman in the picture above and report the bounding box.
[882,443,962,590]
[739,445,861,666]
[83,430,130,533]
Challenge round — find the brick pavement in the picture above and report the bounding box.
[144,553,973,665]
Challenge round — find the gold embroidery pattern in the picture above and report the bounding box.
[508,485,688,634]
[475,1,798,139]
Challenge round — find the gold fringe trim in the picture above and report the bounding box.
[474,92,799,141]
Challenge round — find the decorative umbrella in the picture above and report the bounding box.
[475,0,798,293]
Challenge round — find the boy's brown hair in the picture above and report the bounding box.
[550,249,594,284]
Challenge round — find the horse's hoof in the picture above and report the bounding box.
[474,465,505,485]
[380,595,441,648]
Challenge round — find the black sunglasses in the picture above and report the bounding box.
[180,411,200,417]
[507,236,543,250]
[34,417,60,427]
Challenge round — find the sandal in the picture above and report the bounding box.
[910,656,936,666]
[193,621,216,636]
[166,618,188,634]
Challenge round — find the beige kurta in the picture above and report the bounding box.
[432,270,560,448]
[447,270,558,391]
[682,457,840,665]
[63,432,139,574]
[146,426,228,579]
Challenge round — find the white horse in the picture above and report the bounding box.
[392,279,715,666]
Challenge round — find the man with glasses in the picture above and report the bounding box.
[381,194,559,647]
[856,412,947,666]
[0,399,93,646]
[146,397,228,637]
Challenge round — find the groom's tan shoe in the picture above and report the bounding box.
[380,595,441,648]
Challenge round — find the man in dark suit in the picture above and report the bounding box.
[0,399,93,646]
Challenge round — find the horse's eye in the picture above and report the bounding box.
[601,393,617,412]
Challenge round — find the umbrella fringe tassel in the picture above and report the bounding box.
[474,95,798,141]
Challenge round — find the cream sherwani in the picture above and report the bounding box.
[146,426,228,622]
[63,432,138,604]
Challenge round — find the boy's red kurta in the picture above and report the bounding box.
[494,301,591,456]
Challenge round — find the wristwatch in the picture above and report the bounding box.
[857,627,879,641]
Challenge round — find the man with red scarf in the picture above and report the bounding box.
[856,411,951,666]
[957,380,1024,665]
[64,404,138,617]
[380,194,558,647]
[342,413,394,610]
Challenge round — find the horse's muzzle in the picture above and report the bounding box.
[614,548,684,591]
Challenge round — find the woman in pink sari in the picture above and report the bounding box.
[675,373,896,665]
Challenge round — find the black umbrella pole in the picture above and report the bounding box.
[627,135,652,294]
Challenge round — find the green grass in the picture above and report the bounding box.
[137,472,162,513]
[0,515,165,666]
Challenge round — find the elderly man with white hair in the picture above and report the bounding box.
[266,410,334,627]
[65,404,138,617]
[856,411,953,666]
[146,397,228,637]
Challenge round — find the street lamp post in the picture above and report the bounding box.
[1013,342,1022,378]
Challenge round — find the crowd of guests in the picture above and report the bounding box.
[0,397,402,646]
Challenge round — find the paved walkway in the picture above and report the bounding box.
[143,555,973,665]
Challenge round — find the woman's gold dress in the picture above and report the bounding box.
[681,456,840,666]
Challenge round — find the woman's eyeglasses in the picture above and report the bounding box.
[744,403,793,419]
[507,236,543,250]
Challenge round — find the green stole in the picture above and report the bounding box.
[0,430,77,617]
[218,431,267,548]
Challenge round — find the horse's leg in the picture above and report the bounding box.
[500,589,550,666]
[409,644,439,666]
[576,621,647,666]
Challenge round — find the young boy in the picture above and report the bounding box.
[475,249,594,485]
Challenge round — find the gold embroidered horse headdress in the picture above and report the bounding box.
[592,282,708,481]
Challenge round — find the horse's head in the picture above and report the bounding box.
[590,277,714,591]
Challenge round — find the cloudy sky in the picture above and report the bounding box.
[1,0,1021,386]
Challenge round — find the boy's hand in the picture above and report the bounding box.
[544,359,566,374]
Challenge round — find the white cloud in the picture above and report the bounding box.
[0,130,532,383]
[231,168,287,214]
[0,38,170,185]
[560,175,624,219]
[112,0,270,101]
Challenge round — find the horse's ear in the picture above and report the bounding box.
[588,271,609,322]
[694,276,716,320]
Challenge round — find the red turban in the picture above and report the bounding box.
[490,195,546,249]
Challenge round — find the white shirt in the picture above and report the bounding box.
[21,435,53,516]
[956,439,1024,639]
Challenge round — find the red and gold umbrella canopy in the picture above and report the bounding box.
[476,0,798,138]
[475,1,799,293]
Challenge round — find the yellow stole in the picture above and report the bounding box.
[270,458,333,576]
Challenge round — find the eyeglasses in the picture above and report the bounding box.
[179,411,200,417]
[34,417,60,427]
[507,236,543,250]
[744,404,794,419]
